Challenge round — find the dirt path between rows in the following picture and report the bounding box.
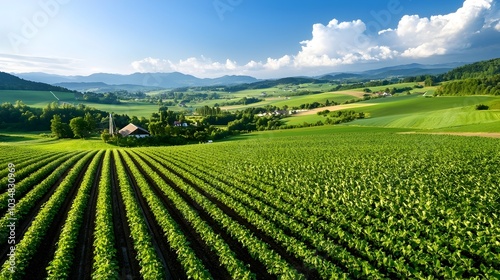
[72,153,103,280]
[110,155,141,279]
[399,132,500,138]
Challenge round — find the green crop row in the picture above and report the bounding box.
[0,151,96,279]
[163,151,392,278]
[0,151,86,243]
[149,150,346,279]
[91,150,119,279]
[0,147,44,171]
[46,150,103,278]
[0,151,63,192]
[118,150,213,280]
[136,150,305,279]
[0,151,79,211]
[141,131,500,278]
[168,149,414,277]
[126,150,254,279]
[112,150,165,279]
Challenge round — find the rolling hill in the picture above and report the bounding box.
[441,58,500,80]
[0,72,72,92]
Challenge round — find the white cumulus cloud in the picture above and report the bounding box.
[392,0,494,57]
[293,18,399,68]
[130,57,173,72]
[131,0,499,78]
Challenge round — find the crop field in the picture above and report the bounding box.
[0,128,499,279]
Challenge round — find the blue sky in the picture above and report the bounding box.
[0,0,499,78]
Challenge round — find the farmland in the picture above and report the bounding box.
[286,94,500,129]
[1,127,499,279]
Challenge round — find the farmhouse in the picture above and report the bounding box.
[376,91,392,97]
[118,123,150,138]
[173,121,188,127]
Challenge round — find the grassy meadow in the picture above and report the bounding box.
[285,94,500,131]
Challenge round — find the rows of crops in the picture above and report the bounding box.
[0,131,499,279]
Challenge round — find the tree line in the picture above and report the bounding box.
[0,101,110,131]
[436,75,500,96]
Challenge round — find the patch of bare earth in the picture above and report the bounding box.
[294,103,376,116]
[399,132,500,138]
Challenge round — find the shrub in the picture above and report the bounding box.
[475,104,489,110]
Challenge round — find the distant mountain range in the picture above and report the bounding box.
[15,72,259,92]
[320,62,467,81]
[10,62,470,92]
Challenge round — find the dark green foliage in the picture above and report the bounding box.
[424,76,435,86]
[442,58,500,80]
[475,104,489,110]
[196,105,222,116]
[69,117,89,138]
[436,75,500,96]
[50,115,73,138]
[318,110,365,124]
[221,97,262,106]
[0,72,73,92]
[80,92,120,104]
[0,101,110,131]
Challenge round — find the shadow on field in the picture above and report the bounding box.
[0,134,34,142]
[218,133,257,142]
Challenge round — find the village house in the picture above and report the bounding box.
[118,123,150,138]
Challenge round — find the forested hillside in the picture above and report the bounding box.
[436,58,500,96]
[0,72,72,92]
[441,58,500,80]
[437,75,500,96]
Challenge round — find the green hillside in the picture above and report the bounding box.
[360,95,496,117]
[0,90,77,106]
[285,95,500,131]
[0,90,161,117]
[0,72,72,92]
[442,57,500,80]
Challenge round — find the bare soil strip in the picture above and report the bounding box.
[146,152,319,278]
[23,154,93,279]
[293,103,376,116]
[129,151,233,280]
[71,154,104,280]
[110,155,141,279]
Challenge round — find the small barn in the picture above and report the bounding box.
[118,123,150,138]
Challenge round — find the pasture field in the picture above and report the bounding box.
[1,126,499,279]
[0,90,162,118]
[220,92,357,111]
[286,94,500,131]
[85,100,163,116]
[0,90,76,107]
